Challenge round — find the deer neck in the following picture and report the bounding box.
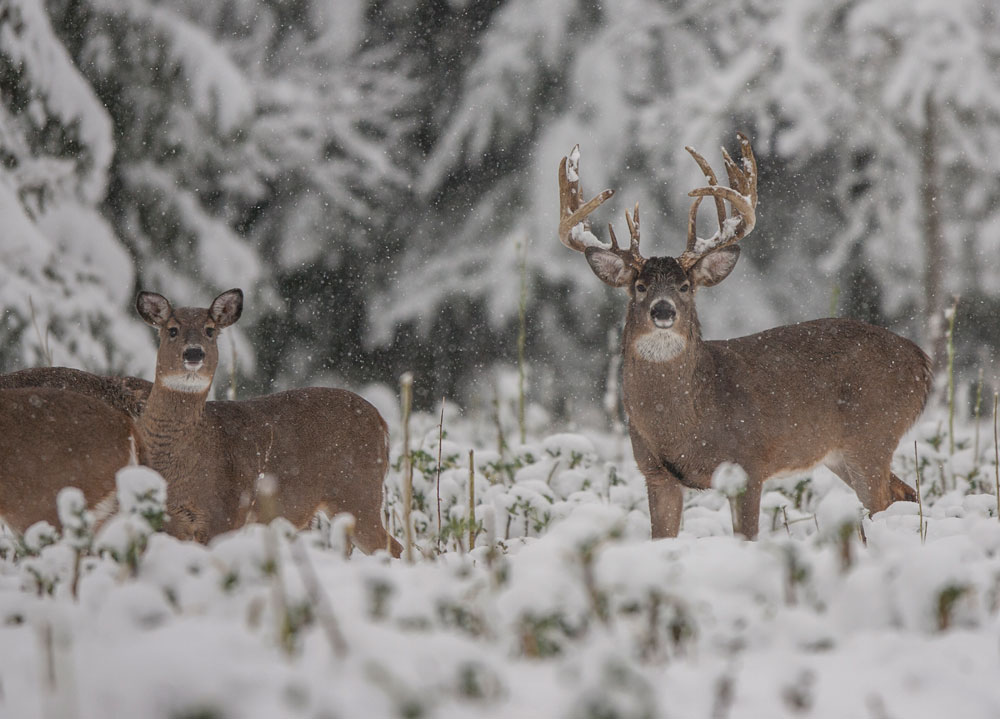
[622,318,708,428]
[138,382,209,454]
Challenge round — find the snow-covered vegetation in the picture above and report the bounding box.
[2,400,999,719]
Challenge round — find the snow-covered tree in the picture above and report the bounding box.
[0,0,150,373]
[43,0,263,381]
[678,0,1000,370]
[369,0,777,409]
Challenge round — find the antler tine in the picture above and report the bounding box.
[684,146,727,240]
[624,202,641,254]
[604,203,645,270]
[737,131,758,208]
[677,133,759,272]
[557,146,615,253]
[686,195,704,253]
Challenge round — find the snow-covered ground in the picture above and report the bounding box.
[2,404,999,719]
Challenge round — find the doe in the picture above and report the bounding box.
[133,289,401,554]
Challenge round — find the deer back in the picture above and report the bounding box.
[210,388,390,529]
[0,367,150,417]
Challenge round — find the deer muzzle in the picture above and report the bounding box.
[183,345,206,370]
[650,300,677,329]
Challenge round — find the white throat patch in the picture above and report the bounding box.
[634,330,686,363]
[161,373,212,393]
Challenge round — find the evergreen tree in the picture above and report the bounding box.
[0,0,149,373]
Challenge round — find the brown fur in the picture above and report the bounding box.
[619,257,932,539]
[134,291,401,555]
[0,366,149,417]
[1,365,400,554]
[0,387,134,532]
[560,141,932,540]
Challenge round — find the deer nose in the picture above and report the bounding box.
[650,300,676,328]
[183,346,205,366]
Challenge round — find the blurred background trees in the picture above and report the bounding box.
[3,0,999,418]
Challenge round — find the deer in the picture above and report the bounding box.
[557,133,932,539]
[0,367,150,417]
[1,294,400,554]
[1,386,137,533]
[131,288,402,555]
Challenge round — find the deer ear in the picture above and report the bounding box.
[209,288,244,328]
[689,246,740,288]
[136,292,172,328]
[585,247,635,288]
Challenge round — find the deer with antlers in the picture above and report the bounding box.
[558,134,931,538]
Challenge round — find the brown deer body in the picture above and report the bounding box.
[0,387,136,532]
[133,290,401,554]
[559,135,931,538]
[1,361,400,554]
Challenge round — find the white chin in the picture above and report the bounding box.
[634,330,686,363]
[161,373,212,393]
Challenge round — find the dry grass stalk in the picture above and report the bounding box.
[400,373,414,563]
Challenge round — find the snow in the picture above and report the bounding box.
[0,0,114,203]
[712,461,749,497]
[2,409,1000,718]
[565,145,581,183]
[569,221,609,250]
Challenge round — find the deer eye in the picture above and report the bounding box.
[679,283,690,293]
[168,327,179,338]
[635,283,647,294]
[206,327,215,338]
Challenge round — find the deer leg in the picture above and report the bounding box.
[354,520,403,558]
[646,475,684,538]
[826,454,893,515]
[889,472,917,503]
[732,478,763,540]
[629,426,685,538]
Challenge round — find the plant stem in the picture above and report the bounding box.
[28,296,53,367]
[436,397,445,553]
[493,379,506,457]
[228,335,239,400]
[468,449,476,552]
[517,236,529,445]
[915,441,926,543]
[289,536,348,659]
[400,373,414,563]
[994,393,999,522]
[974,368,983,460]
[945,295,959,457]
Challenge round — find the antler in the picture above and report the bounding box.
[677,132,757,272]
[558,145,645,270]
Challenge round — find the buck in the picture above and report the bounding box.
[557,134,932,538]
[132,289,401,554]
[1,387,136,532]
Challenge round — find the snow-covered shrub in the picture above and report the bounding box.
[57,487,95,552]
